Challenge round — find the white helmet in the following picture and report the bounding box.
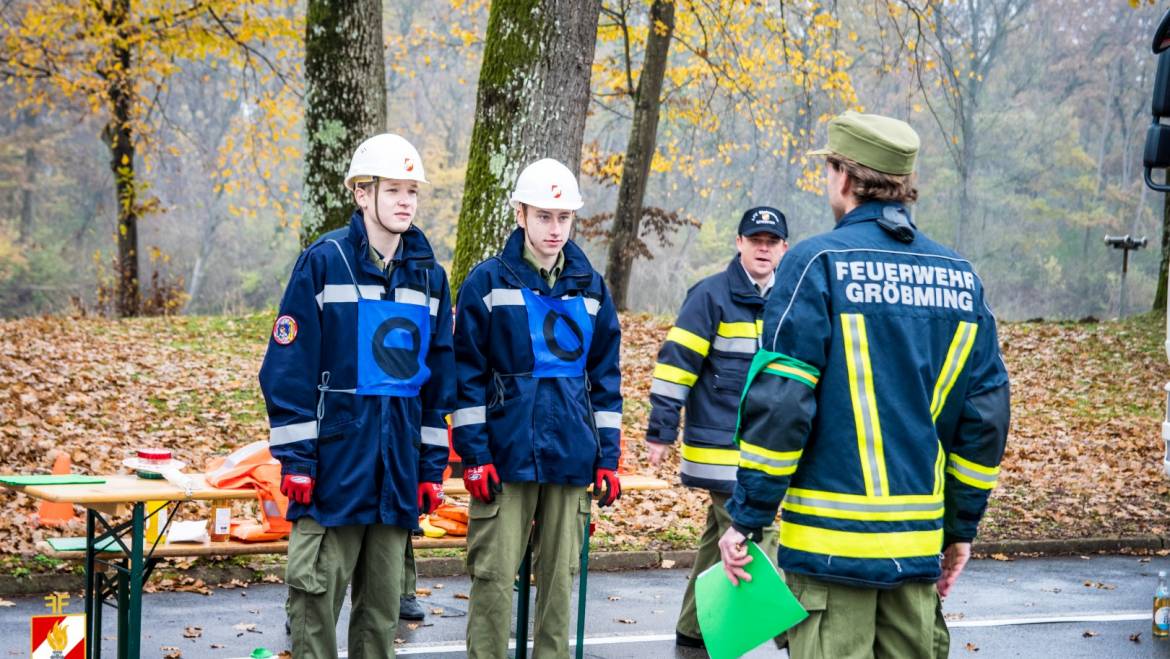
[509,158,584,211]
[344,133,427,190]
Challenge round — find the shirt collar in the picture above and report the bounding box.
[522,241,565,287]
[740,260,775,297]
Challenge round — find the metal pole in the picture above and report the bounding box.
[515,542,532,659]
[84,509,96,659]
[127,502,144,659]
[1121,247,1131,317]
[575,511,591,659]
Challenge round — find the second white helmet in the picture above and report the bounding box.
[509,158,584,211]
[345,133,427,190]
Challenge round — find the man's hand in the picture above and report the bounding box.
[418,482,443,515]
[937,542,971,597]
[594,468,622,507]
[717,527,754,586]
[280,474,314,505]
[646,441,670,466]
[463,464,502,504]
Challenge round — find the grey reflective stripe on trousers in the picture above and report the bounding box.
[844,314,884,497]
[680,460,738,482]
[650,378,690,401]
[785,494,943,515]
[712,336,758,354]
[947,458,997,486]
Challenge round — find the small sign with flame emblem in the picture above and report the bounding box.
[31,592,84,658]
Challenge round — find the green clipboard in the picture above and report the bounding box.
[695,540,808,659]
[0,474,106,486]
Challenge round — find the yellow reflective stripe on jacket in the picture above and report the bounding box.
[681,443,739,466]
[933,441,945,497]
[781,487,944,522]
[841,314,889,497]
[764,363,819,388]
[653,362,699,387]
[738,442,801,477]
[717,321,759,339]
[930,321,978,421]
[665,326,711,358]
[781,522,943,559]
[946,454,1000,490]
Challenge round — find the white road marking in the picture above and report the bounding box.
[227,611,1153,657]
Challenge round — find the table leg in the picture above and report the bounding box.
[126,501,144,659]
[94,571,105,659]
[84,509,96,659]
[576,511,591,659]
[515,543,532,659]
[117,565,128,659]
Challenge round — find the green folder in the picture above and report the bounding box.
[695,540,807,659]
[0,474,105,486]
[48,536,121,553]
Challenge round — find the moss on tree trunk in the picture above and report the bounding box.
[451,0,601,289]
[302,0,386,246]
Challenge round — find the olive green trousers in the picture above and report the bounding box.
[465,482,590,659]
[785,571,950,659]
[286,517,409,658]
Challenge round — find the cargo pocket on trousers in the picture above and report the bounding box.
[286,518,328,595]
[570,493,592,576]
[789,581,828,657]
[466,500,501,580]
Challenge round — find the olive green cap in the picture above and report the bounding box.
[808,111,920,175]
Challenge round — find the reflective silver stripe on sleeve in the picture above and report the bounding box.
[315,284,384,309]
[594,411,622,430]
[946,458,998,486]
[482,288,525,311]
[784,493,944,514]
[680,460,738,483]
[394,288,441,316]
[269,421,318,446]
[421,426,448,447]
[650,378,691,401]
[711,336,758,354]
[452,406,486,427]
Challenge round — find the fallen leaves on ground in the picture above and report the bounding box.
[161,647,182,659]
[182,626,202,639]
[0,312,1166,557]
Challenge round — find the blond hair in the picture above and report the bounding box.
[827,155,918,204]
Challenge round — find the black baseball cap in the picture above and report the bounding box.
[738,206,788,239]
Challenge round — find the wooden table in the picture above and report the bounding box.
[4,471,670,659]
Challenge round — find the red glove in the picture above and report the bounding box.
[594,468,621,507]
[281,474,314,505]
[463,464,502,503]
[418,482,443,514]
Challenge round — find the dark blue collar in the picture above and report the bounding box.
[834,201,914,231]
[725,256,767,304]
[344,210,436,281]
[498,228,593,294]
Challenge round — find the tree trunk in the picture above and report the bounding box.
[450,0,602,289]
[1154,192,1170,312]
[604,0,675,311]
[103,0,139,317]
[19,137,36,246]
[302,0,386,246]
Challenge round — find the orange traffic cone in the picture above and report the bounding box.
[36,452,76,527]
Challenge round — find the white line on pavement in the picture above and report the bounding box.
[948,611,1149,628]
[227,612,1153,657]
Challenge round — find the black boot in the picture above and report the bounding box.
[676,631,705,648]
[399,594,425,621]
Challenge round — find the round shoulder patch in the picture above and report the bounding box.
[272,315,298,345]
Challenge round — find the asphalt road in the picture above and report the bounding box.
[3,554,1169,658]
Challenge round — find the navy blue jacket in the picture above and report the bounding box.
[259,212,455,529]
[647,257,769,492]
[452,229,623,485]
[727,202,1010,588]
